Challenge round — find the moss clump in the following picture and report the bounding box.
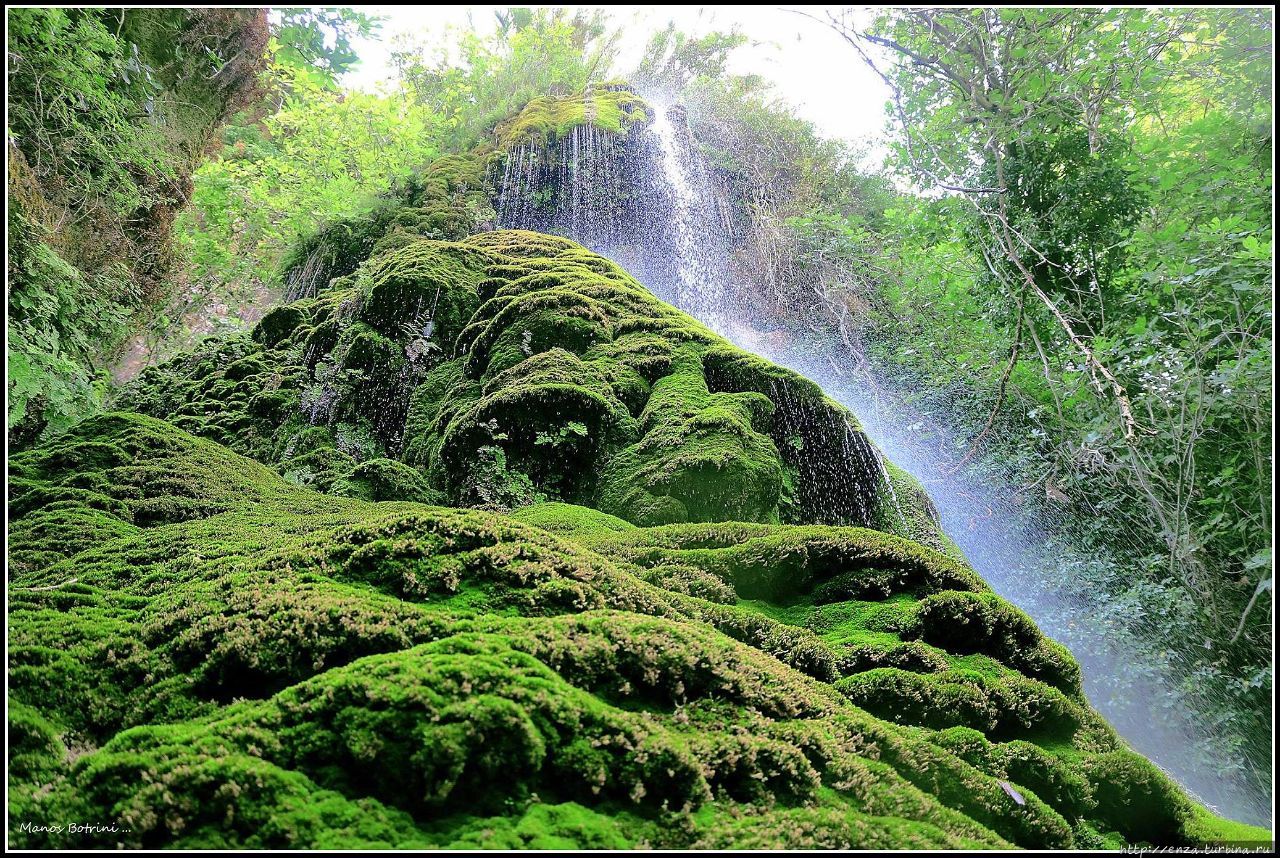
[7,412,1262,849]
[1083,751,1197,844]
[912,591,1081,691]
[494,84,650,150]
[509,500,636,539]
[280,154,496,301]
[836,668,1083,739]
[595,348,783,524]
[7,411,315,575]
[331,457,444,504]
[385,230,932,537]
[118,236,497,482]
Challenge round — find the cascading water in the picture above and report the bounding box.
[748,339,1271,826]
[491,103,1270,825]
[645,105,731,332]
[496,123,635,255]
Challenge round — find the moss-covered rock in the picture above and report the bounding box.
[119,230,935,544]
[13,103,1264,846]
[6,415,1263,849]
[494,84,650,150]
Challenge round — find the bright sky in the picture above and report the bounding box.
[339,5,890,146]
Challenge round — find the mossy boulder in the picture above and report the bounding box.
[121,230,938,545]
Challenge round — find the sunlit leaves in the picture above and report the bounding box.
[270,7,380,87]
[835,6,1273,784]
[178,64,444,309]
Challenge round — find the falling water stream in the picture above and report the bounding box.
[646,106,729,330]
[495,102,1271,826]
[752,340,1270,826]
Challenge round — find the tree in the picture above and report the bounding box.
[631,23,747,95]
[808,7,1272,790]
[392,8,621,148]
[271,7,380,88]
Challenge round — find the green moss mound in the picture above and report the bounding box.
[12,125,1263,846]
[7,414,1263,849]
[120,230,939,545]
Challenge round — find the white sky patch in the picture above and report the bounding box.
[339,5,891,147]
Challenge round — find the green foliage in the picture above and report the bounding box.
[171,66,447,352]
[271,7,380,87]
[392,8,622,149]
[784,7,1273,798]
[5,8,265,217]
[7,211,138,442]
[7,8,174,213]
[631,23,748,94]
[5,8,269,445]
[991,127,1146,325]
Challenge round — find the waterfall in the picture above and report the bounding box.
[487,96,1270,826]
[646,105,730,331]
[496,122,634,254]
[630,110,1268,824]
[752,337,1270,826]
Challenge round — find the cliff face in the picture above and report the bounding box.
[6,8,268,445]
[6,90,1264,849]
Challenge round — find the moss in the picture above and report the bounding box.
[433,802,643,849]
[586,522,987,603]
[638,563,738,604]
[702,345,899,528]
[911,591,1081,691]
[509,501,637,539]
[7,701,65,783]
[355,240,490,344]
[6,413,1259,849]
[1083,750,1196,845]
[1182,803,1276,845]
[392,230,921,532]
[278,446,358,492]
[332,458,443,504]
[494,85,650,150]
[279,154,495,300]
[432,347,638,504]
[929,727,1093,820]
[596,348,783,525]
[835,668,1083,739]
[253,305,306,347]
[6,411,310,574]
